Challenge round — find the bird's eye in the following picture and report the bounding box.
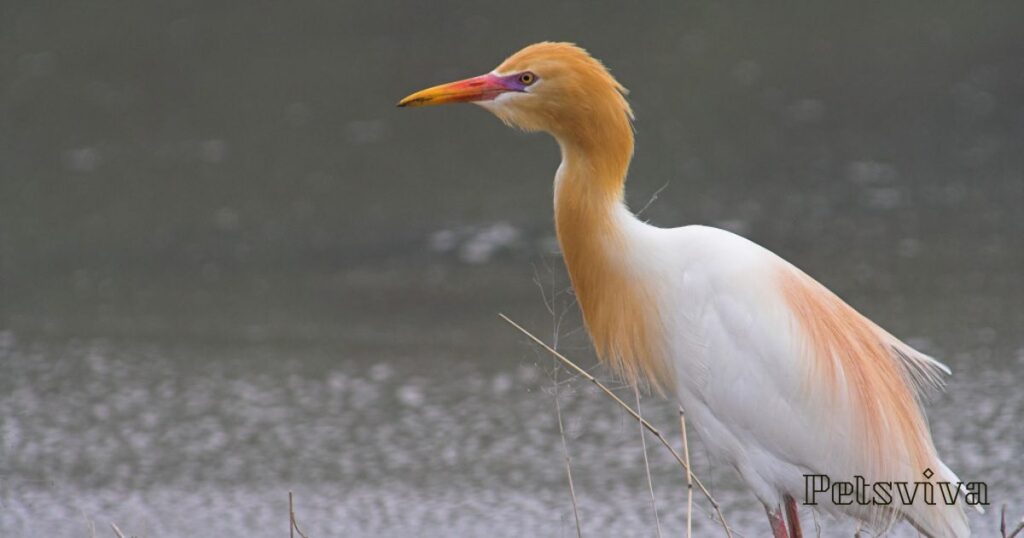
[519,72,536,85]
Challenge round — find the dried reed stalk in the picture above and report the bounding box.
[500,313,734,538]
[679,407,694,538]
[636,386,663,538]
[289,491,309,538]
[554,370,583,538]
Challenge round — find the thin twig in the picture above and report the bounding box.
[636,180,671,218]
[636,386,662,538]
[540,263,583,537]
[290,491,309,538]
[80,509,96,538]
[1003,504,1024,538]
[500,313,734,538]
[110,522,126,538]
[555,369,583,538]
[679,407,693,538]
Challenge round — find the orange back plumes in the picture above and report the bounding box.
[778,266,944,500]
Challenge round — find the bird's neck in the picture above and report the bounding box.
[552,122,674,392]
[551,103,635,242]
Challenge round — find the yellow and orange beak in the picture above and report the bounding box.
[397,73,514,108]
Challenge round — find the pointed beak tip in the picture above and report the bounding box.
[397,74,508,110]
[396,94,428,108]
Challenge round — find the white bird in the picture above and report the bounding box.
[399,42,970,538]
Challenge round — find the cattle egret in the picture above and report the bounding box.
[399,42,969,538]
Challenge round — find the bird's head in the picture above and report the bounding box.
[398,42,633,144]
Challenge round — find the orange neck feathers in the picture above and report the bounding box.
[484,42,673,390]
[552,96,674,393]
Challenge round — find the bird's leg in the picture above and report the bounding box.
[784,494,803,538]
[766,504,790,538]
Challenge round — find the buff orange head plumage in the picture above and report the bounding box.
[399,42,633,141]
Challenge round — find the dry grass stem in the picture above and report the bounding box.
[679,407,693,538]
[110,522,126,538]
[290,491,310,538]
[535,263,584,537]
[1002,505,1024,538]
[554,369,583,538]
[636,386,663,538]
[636,180,671,218]
[500,313,734,538]
[79,509,97,538]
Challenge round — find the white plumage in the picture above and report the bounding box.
[400,41,971,537]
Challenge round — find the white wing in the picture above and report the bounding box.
[649,225,967,537]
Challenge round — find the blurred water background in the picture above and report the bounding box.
[2,1,1023,536]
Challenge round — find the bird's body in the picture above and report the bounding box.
[400,42,970,537]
